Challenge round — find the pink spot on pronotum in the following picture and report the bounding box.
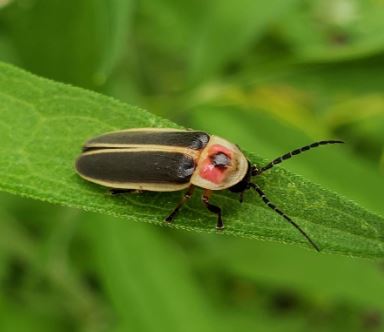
[199,144,232,184]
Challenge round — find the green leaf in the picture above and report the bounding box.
[0,61,383,258]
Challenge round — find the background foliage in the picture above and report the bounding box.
[0,0,384,331]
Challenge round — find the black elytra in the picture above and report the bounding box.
[78,150,195,184]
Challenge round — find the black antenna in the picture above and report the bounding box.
[253,140,344,175]
[249,182,320,251]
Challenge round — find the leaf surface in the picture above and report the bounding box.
[1,62,383,258]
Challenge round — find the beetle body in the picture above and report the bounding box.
[76,128,248,192]
[75,127,344,251]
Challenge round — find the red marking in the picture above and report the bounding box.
[199,145,233,184]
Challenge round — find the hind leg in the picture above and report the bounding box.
[109,189,144,195]
[202,190,223,230]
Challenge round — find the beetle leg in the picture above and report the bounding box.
[239,191,245,203]
[202,190,223,230]
[165,185,195,222]
[109,189,143,195]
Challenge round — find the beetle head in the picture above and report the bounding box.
[228,160,253,194]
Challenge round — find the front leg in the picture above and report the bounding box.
[202,189,223,230]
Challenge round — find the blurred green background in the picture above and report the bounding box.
[1,0,384,331]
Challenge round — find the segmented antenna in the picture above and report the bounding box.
[253,140,344,175]
[249,182,320,251]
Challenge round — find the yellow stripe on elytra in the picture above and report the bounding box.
[81,145,201,159]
